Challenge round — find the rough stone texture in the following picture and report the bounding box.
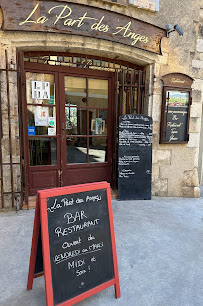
[151,177,168,196]
[192,59,203,69]
[190,102,202,117]
[0,0,203,207]
[151,95,162,122]
[192,90,202,102]
[196,38,203,52]
[187,133,200,148]
[152,149,171,165]
[152,165,160,177]
[184,168,199,187]
[183,186,200,198]
[159,147,197,197]
[189,117,201,133]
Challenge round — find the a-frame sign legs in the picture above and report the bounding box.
[27,195,41,290]
[106,186,121,299]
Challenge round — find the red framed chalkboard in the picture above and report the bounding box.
[27,182,120,306]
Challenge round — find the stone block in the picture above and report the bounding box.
[190,102,202,118]
[192,90,202,102]
[3,194,12,210]
[152,133,159,149]
[154,63,160,77]
[159,52,169,65]
[192,59,203,69]
[3,165,11,193]
[152,121,160,134]
[189,117,201,133]
[153,149,171,165]
[192,79,203,91]
[194,187,200,198]
[152,165,160,177]
[182,186,200,198]
[152,95,162,122]
[184,168,199,187]
[196,39,203,52]
[153,84,162,95]
[152,178,168,196]
[187,133,200,148]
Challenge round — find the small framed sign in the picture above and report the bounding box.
[160,73,193,144]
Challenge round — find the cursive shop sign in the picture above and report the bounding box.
[0,0,166,54]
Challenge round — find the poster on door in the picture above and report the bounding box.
[34,106,49,126]
[31,81,50,100]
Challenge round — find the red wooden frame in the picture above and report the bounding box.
[24,63,115,195]
[27,181,120,306]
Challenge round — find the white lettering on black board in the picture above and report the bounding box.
[46,189,114,305]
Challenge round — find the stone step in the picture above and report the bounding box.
[22,196,36,209]
[23,189,118,209]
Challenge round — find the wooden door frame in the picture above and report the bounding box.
[23,65,62,195]
[59,68,115,187]
[23,62,115,194]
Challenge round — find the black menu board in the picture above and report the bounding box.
[46,188,114,305]
[118,114,153,200]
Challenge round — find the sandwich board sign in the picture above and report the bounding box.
[27,182,120,305]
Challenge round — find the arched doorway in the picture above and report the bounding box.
[19,52,146,196]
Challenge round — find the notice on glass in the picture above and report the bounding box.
[34,106,49,126]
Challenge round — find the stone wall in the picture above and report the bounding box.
[197,7,203,185]
[0,0,202,209]
[0,47,21,209]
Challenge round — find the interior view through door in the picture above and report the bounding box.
[25,68,114,195]
[60,73,113,187]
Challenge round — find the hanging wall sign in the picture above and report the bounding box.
[160,73,193,144]
[27,182,120,306]
[0,0,166,54]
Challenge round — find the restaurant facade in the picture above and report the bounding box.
[0,0,202,210]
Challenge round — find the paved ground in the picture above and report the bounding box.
[200,185,203,198]
[0,197,202,306]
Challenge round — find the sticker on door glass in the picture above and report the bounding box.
[48,117,56,127]
[28,126,35,136]
[48,128,56,136]
[31,81,50,100]
[35,106,49,126]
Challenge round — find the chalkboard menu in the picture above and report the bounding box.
[160,73,193,144]
[118,114,153,200]
[27,182,120,306]
[161,90,190,142]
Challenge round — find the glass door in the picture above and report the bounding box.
[25,71,60,195]
[25,68,114,195]
[60,74,113,186]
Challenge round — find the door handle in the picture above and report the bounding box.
[62,123,65,139]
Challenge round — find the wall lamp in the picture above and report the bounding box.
[166,24,184,38]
